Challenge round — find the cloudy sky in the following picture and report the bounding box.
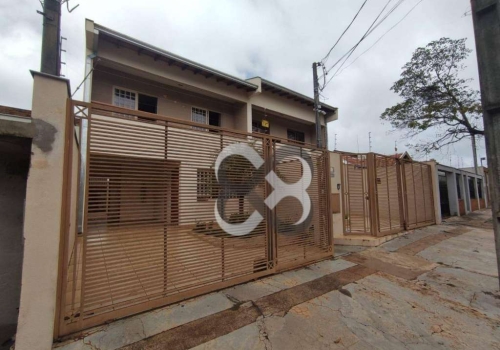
[1,0,483,167]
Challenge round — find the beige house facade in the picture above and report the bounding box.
[85,20,338,145]
[15,20,337,349]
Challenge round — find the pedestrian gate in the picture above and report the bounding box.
[341,153,435,236]
[56,101,332,336]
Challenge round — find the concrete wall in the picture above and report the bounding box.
[0,136,31,349]
[427,161,442,225]
[329,152,343,238]
[15,73,71,350]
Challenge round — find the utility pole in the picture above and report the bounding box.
[334,133,337,151]
[312,62,322,148]
[39,0,62,76]
[369,132,372,152]
[471,0,500,287]
[472,134,479,174]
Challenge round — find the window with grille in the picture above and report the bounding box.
[287,129,305,143]
[197,169,217,201]
[192,107,207,124]
[114,88,137,110]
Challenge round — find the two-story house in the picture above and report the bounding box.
[84,19,338,144]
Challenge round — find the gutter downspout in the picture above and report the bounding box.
[77,52,96,233]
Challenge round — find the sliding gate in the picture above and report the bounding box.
[341,153,435,237]
[57,101,332,336]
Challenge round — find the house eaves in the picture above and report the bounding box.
[93,23,259,93]
[253,77,338,116]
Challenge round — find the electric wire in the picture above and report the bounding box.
[321,0,409,89]
[320,0,369,64]
[320,0,396,89]
[328,0,404,76]
[336,0,424,77]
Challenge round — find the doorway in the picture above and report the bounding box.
[438,173,450,218]
[0,135,31,350]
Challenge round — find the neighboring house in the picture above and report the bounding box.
[84,20,338,145]
[0,105,33,349]
[461,166,491,206]
[426,162,487,221]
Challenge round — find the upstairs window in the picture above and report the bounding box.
[209,111,221,127]
[114,88,136,110]
[138,94,158,114]
[287,129,305,143]
[192,107,207,124]
[113,88,158,114]
[192,108,221,131]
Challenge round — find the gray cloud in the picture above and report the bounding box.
[0,0,483,167]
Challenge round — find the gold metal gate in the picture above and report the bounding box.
[374,154,404,236]
[401,160,435,229]
[341,153,435,237]
[57,101,332,336]
[341,154,371,234]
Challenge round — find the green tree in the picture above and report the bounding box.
[381,38,483,161]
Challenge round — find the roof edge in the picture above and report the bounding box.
[94,23,258,91]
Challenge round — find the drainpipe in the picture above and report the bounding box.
[77,53,96,233]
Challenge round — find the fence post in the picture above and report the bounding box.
[366,153,378,236]
[15,72,71,349]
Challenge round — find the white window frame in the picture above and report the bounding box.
[113,86,138,110]
[191,107,208,125]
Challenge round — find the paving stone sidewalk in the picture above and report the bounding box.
[54,210,500,350]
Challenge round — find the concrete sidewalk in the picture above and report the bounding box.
[55,210,500,350]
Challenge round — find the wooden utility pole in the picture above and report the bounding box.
[312,62,322,148]
[470,0,500,287]
[40,0,62,76]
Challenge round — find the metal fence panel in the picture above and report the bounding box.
[375,155,404,235]
[341,154,371,235]
[340,153,436,237]
[58,101,332,336]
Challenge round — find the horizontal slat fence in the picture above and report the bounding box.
[58,101,332,336]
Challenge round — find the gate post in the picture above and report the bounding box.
[15,72,71,350]
[366,153,378,236]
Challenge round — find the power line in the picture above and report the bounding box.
[320,0,369,64]
[325,0,399,75]
[331,0,407,76]
[335,0,425,76]
[320,0,399,89]
[321,0,408,89]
